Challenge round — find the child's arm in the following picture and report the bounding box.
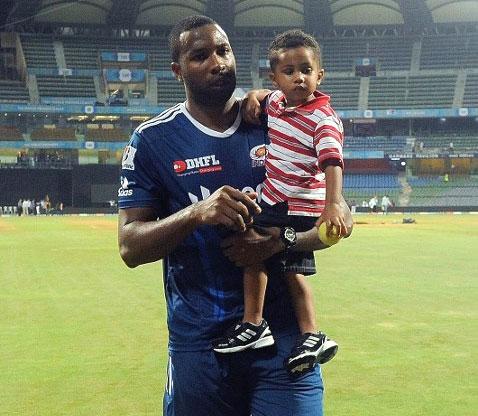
[317,163,348,237]
[241,89,271,125]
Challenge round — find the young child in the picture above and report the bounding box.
[213,30,347,377]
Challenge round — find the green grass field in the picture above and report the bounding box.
[1,214,477,415]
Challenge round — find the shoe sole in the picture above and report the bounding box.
[286,340,339,376]
[213,335,275,353]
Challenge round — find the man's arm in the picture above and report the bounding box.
[221,195,352,268]
[118,186,261,268]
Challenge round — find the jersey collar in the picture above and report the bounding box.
[180,101,242,138]
[277,90,330,115]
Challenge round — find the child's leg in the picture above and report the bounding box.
[286,272,317,334]
[212,263,274,353]
[285,272,338,376]
[243,264,267,325]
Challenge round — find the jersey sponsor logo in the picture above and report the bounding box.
[188,184,263,204]
[173,154,222,176]
[122,145,136,170]
[118,176,135,197]
[250,144,267,168]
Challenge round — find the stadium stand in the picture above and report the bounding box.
[231,37,254,90]
[408,175,478,206]
[343,173,401,203]
[157,78,186,107]
[368,75,456,109]
[418,135,478,152]
[320,77,360,110]
[344,136,408,153]
[463,74,478,107]
[420,34,478,69]
[30,127,77,141]
[36,75,96,99]
[0,126,23,141]
[0,80,30,103]
[85,125,129,142]
[20,35,57,68]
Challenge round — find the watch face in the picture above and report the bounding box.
[284,228,296,243]
[282,227,297,247]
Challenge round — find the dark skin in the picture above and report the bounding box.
[118,23,353,269]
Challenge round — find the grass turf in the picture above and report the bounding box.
[0,214,477,415]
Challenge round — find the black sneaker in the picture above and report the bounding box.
[285,332,338,377]
[213,319,275,353]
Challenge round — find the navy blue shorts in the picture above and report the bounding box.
[163,331,324,416]
[254,202,318,276]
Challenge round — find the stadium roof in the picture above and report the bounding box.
[1,0,477,31]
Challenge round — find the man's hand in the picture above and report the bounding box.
[191,186,261,232]
[241,89,270,125]
[221,227,283,267]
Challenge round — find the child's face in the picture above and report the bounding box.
[270,46,324,107]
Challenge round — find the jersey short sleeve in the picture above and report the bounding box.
[313,116,344,171]
[118,130,167,215]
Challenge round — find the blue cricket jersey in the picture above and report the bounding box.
[118,102,296,351]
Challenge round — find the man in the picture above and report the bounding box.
[118,15,352,416]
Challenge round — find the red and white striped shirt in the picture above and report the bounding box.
[262,90,344,216]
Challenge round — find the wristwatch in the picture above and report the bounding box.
[279,226,297,251]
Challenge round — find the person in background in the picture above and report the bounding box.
[381,194,392,214]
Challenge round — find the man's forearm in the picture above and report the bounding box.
[292,195,352,252]
[119,205,200,268]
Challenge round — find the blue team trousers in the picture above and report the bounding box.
[163,331,324,416]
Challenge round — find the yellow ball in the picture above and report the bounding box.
[317,222,342,246]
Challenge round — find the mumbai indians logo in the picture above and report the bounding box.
[173,154,222,176]
[122,145,136,170]
[250,145,267,168]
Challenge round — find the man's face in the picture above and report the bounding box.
[175,24,236,106]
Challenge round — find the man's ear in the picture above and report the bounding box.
[269,72,278,89]
[171,62,182,82]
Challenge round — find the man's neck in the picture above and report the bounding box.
[185,98,239,132]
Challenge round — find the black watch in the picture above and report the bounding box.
[279,226,297,251]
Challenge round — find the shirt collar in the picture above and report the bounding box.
[277,90,330,115]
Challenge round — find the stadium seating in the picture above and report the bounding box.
[62,36,170,71]
[0,80,30,103]
[418,135,478,152]
[463,74,478,107]
[420,34,478,69]
[36,75,96,99]
[0,126,23,141]
[231,37,254,90]
[368,75,456,109]
[157,78,186,107]
[343,173,401,203]
[408,175,478,206]
[85,126,129,142]
[344,136,408,153]
[30,127,77,141]
[320,77,360,110]
[20,35,57,68]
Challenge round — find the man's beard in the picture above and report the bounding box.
[187,72,236,107]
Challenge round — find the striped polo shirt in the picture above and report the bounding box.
[262,89,344,216]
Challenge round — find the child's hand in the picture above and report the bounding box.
[317,202,348,238]
[241,89,270,125]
